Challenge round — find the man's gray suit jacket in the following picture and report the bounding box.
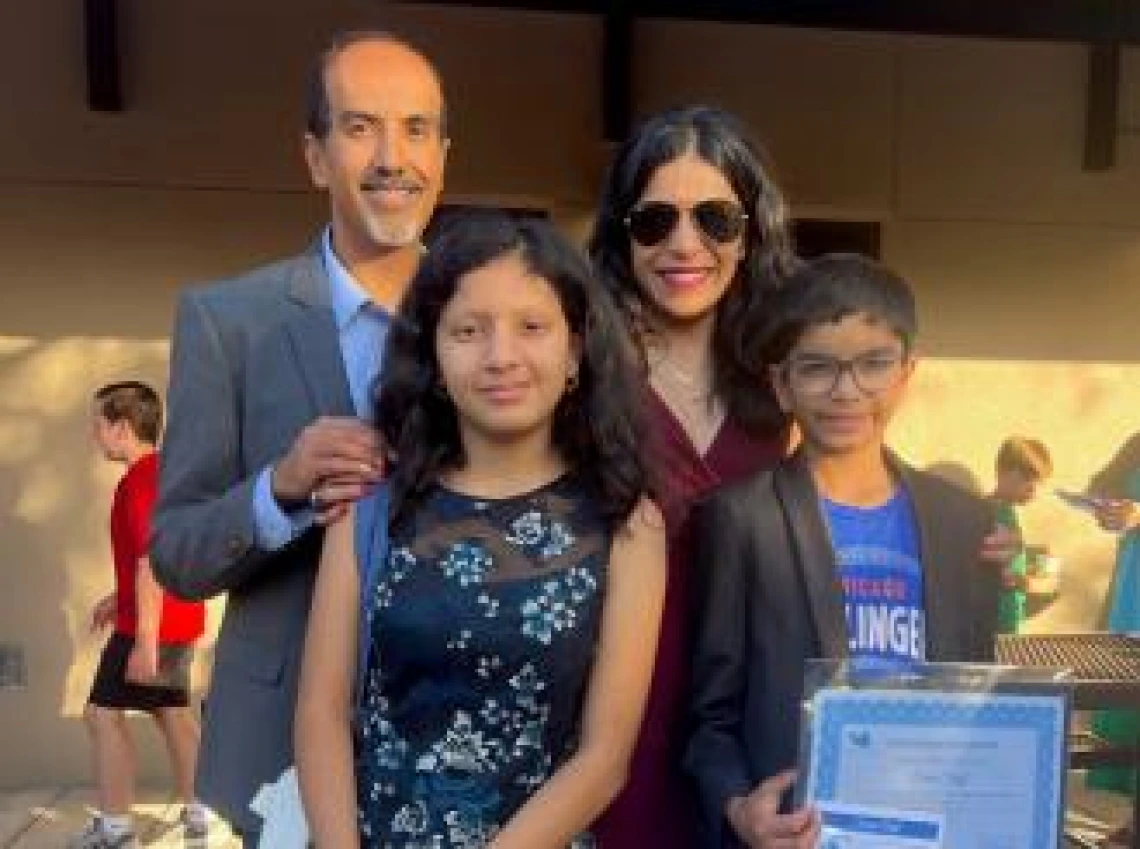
[151,241,355,835]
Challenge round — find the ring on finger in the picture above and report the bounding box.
[309,488,322,509]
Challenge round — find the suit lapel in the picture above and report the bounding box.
[774,453,850,658]
[283,246,355,419]
[892,457,965,661]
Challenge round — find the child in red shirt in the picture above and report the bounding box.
[73,382,208,849]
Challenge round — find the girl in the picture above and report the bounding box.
[296,212,666,848]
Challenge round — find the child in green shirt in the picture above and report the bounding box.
[990,436,1052,633]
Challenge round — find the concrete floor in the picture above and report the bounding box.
[0,773,1132,847]
[0,785,239,848]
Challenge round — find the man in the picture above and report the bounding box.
[151,31,448,841]
[75,382,208,848]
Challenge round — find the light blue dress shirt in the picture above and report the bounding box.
[252,229,392,550]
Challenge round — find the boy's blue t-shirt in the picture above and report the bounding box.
[822,488,926,667]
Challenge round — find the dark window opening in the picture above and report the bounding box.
[424,204,549,247]
[793,219,881,259]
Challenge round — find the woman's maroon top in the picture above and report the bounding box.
[593,390,787,848]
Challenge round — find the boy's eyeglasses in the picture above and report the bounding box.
[624,200,748,247]
[783,352,906,397]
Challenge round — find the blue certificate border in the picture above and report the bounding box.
[810,690,1065,847]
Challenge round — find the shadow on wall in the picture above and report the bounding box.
[0,452,74,782]
[924,461,985,497]
[0,334,223,785]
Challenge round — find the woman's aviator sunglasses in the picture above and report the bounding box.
[624,200,748,247]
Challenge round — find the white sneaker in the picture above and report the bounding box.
[68,817,139,849]
[180,803,210,839]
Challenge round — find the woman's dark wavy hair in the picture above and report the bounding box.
[376,210,652,532]
[589,105,797,435]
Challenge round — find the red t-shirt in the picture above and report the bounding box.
[111,452,205,643]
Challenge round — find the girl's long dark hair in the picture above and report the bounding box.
[376,211,652,532]
[589,105,797,435]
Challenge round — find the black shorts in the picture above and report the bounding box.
[88,632,194,711]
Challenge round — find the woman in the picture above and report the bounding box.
[1087,432,1140,846]
[295,212,667,847]
[588,105,797,848]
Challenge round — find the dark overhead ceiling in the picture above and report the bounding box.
[396,0,1140,44]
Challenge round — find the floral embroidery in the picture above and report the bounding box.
[441,541,492,586]
[476,656,503,680]
[506,510,577,560]
[519,568,598,644]
[375,546,417,609]
[444,807,498,848]
[541,521,575,558]
[513,749,552,793]
[476,592,500,619]
[427,711,501,774]
[390,545,416,576]
[505,510,544,546]
[508,663,545,711]
[447,629,473,651]
[362,716,410,772]
[392,800,430,835]
[479,697,505,725]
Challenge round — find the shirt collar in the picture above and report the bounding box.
[321,227,373,330]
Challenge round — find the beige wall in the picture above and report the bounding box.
[1,1,1138,786]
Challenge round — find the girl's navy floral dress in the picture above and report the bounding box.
[355,475,609,848]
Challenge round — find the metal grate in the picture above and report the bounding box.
[997,633,1140,681]
[0,642,26,689]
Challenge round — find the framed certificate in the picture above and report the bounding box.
[797,660,1070,848]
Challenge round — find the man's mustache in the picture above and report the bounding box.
[360,170,422,192]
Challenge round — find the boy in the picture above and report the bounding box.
[684,255,1002,849]
[990,436,1053,633]
[73,382,209,848]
